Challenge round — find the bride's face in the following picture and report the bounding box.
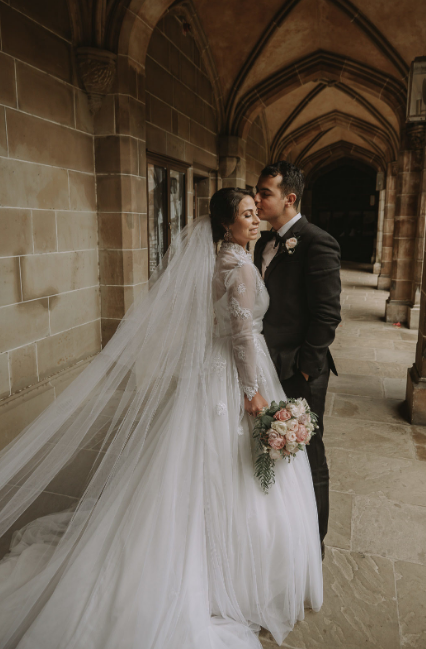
[229,196,260,247]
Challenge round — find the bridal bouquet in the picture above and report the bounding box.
[252,398,318,493]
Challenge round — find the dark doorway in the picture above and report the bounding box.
[311,162,378,263]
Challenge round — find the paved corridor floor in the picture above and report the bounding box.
[260,264,426,649]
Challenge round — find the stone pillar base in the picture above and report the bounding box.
[406,364,426,424]
[385,299,408,323]
[407,305,420,330]
[373,262,381,275]
[377,276,391,290]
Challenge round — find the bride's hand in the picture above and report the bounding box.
[244,392,269,417]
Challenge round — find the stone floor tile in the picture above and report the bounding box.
[334,358,408,379]
[352,494,426,564]
[273,549,400,649]
[324,391,335,416]
[331,347,377,360]
[328,373,384,398]
[383,377,406,400]
[376,348,415,365]
[327,491,352,550]
[395,560,426,648]
[324,416,415,460]
[393,340,417,351]
[411,427,426,446]
[329,448,426,507]
[400,331,419,341]
[415,445,426,461]
[351,337,395,350]
[331,394,403,424]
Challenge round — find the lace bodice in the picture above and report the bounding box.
[212,242,269,400]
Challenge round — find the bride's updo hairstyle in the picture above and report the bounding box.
[209,187,254,243]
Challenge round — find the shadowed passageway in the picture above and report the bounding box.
[260,264,426,649]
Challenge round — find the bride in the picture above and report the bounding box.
[0,188,322,649]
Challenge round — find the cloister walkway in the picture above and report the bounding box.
[261,264,426,649]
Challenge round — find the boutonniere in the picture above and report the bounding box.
[284,235,300,255]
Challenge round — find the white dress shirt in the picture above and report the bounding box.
[262,213,302,278]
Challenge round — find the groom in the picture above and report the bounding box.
[254,161,341,549]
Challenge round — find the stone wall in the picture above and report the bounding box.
[0,0,101,410]
[145,13,218,185]
[246,116,268,188]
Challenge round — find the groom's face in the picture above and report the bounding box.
[254,175,287,221]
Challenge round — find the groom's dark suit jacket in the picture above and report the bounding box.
[254,216,341,382]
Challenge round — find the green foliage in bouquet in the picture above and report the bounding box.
[252,399,318,494]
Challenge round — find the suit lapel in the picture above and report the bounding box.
[264,215,309,285]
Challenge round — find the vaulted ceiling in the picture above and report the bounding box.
[69,0,426,177]
[191,0,425,175]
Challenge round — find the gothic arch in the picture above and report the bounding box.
[277,110,396,163]
[232,51,406,140]
[225,0,408,130]
[301,140,385,178]
[305,156,378,187]
[270,81,399,162]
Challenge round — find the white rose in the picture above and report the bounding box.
[271,420,287,436]
[285,418,299,433]
[286,441,299,453]
[289,402,305,418]
[269,448,281,460]
[286,430,297,442]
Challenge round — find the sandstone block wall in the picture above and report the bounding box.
[0,0,101,404]
[246,116,268,188]
[146,14,218,176]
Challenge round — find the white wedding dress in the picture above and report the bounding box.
[0,223,322,649]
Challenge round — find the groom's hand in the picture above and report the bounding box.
[301,371,309,381]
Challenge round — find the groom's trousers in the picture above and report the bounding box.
[280,362,330,543]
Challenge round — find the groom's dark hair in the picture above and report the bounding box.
[260,161,305,209]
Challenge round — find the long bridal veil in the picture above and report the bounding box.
[0,217,263,648]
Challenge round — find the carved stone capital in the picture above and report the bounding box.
[76,47,117,114]
[219,156,239,178]
[406,122,426,151]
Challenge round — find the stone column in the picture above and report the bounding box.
[373,172,386,274]
[378,162,397,290]
[407,125,426,329]
[407,241,426,423]
[219,136,246,188]
[95,55,147,345]
[385,126,422,322]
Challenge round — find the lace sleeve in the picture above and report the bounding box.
[226,261,258,400]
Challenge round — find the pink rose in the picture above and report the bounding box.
[285,237,298,250]
[268,431,287,450]
[298,414,310,425]
[274,408,291,422]
[296,424,309,443]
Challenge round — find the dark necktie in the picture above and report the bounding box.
[264,229,284,249]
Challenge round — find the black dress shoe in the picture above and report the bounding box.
[321,541,325,561]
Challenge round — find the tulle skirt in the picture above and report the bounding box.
[0,332,322,649]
